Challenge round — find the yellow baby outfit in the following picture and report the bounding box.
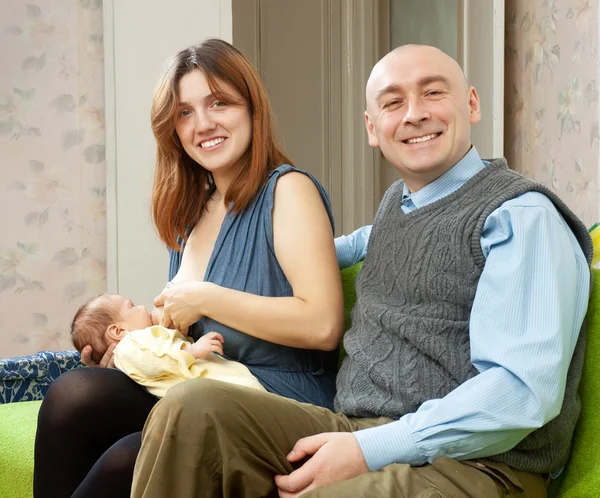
[113,325,265,397]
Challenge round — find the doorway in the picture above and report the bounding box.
[232,0,504,233]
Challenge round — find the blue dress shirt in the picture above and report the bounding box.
[335,147,590,472]
[335,226,372,269]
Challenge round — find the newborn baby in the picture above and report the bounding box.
[70,293,265,397]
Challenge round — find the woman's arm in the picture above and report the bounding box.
[157,172,344,351]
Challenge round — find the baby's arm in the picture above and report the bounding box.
[183,331,224,359]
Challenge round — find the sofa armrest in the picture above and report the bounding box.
[0,350,83,403]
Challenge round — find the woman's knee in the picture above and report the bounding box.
[39,369,96,425]
[39,368,123,429]
[97,432,141,476]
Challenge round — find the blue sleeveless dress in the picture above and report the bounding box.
[168,165,338,409]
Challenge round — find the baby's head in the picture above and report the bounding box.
[71,294,153,362]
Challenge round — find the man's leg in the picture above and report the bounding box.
[302,458,547,498]
[132,379,361,498]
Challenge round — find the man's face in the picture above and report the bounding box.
[365,46,481,192]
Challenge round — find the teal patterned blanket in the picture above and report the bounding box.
[0,350,82,403]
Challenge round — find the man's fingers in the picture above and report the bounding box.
[287,434,327,462]
[275,459,316,493]
[80,345,96,367]
[278,482,316,498]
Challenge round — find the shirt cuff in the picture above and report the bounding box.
[353,419,424,471]
[334,237,354,269]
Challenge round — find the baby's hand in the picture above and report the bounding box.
[187,332,224,359]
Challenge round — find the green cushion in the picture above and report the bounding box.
[0,400,41,498]
[339,262,363,366]
[556,268,600,497]
[1,264,599,496]
[340,262,362,330]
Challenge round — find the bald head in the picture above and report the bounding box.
[362,43,481,192]
[366,45,467,111]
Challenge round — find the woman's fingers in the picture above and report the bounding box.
[153,290,167,307]
[100,343,117,368]
[80,345,97,367]
[160,307,173,329]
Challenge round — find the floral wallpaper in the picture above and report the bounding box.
[505,0,599,227]
[1,0,598,359]
[0,0,106,358]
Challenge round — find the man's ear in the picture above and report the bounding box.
[365,111,379,148]
[106,323,126,342]
[468,86,481,125]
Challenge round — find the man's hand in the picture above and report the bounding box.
[80,343,116,368]
[274,432,369,497]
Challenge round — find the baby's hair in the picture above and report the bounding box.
[71,294,120,363]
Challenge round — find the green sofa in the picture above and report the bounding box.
[1,263,599,497]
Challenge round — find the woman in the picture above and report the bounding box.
[33,39,343,498]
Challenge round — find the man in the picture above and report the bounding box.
[132,45,592,498]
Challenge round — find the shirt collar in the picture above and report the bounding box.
[401,146,486,210]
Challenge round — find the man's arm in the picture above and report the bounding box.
[353,192,590,470]
[277,192,590,496]
[334,225,372,269]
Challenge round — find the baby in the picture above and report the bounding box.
[70,293,265,397]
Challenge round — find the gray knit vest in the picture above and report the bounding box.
[335,158,593,473]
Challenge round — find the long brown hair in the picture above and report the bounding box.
[151,38,292,250]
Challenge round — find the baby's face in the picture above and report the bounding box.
[110,295,153,331]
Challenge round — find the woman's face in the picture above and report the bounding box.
[175,69,252,177]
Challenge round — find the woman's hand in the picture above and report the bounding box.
[151,306,165,326]
[80,343,116,368]
[154,281,212,333]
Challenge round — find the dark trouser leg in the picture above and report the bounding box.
[33,368,157,498]
[71,432,143,498]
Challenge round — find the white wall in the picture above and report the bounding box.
[104,0,232,308]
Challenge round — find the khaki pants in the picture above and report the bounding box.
[132,379,547,498]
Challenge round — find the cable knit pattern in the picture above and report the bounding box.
[335,158,593,472]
